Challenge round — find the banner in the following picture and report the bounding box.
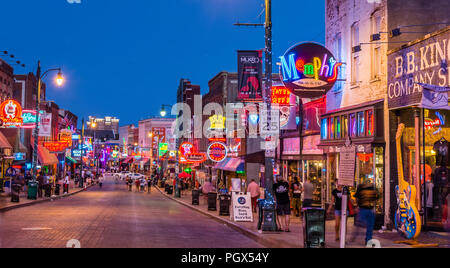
[231,192,253,222]
[238,51,263,102]
[39,112,52,137]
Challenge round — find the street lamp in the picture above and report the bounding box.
[91,122,99,175]
[31,61,64,186]
[160,105,172,117]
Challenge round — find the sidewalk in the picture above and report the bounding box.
[156,187,449,248]
[0,182,92,212]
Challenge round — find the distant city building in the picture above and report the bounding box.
[86,116,120,139]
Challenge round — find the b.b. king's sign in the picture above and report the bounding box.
[388,27,450,109]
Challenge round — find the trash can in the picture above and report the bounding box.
[165,184,169,193]
[167,185,173,195]
[192,190,200,205]
[55,184,61,196]
[302,208,326,248]
[11,183,20,203]
[44,184,51,198]
[174,186,181,198]
[27,181,38,200]
[219,194,231,216]
[208,192,217,211]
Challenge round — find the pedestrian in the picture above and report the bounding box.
[147,177,152,193]
[140,177,146,192]
[327,184,348,242]
[37,172,44,198]
[63,174,70,194]
[247,179,261,213]
[273,176,291,232]
[135,177,140,192]
[302,178,314,208]
[291,177,303,217]
[98,174,104,188]
[127,176,133,191]
[350,180,379,245]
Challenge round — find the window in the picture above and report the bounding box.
[329,117,335,139]
[351,22,360,85]
[334,33,344,92]
[349,113,357,137]
[367,110,374,136]
[371,13,382,79]
[357,112,365,137]
[321,118,328,140]
[335,116,341,139]
[342,115,348,138]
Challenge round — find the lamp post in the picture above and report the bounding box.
[160,104,180,197]
[90,122,99,175]
[31,61,64,185]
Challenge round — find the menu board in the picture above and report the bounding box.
[338,146,356,187]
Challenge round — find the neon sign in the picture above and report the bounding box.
[207,142,228,162]
[425,112,445,135]
[0,100,23,128]
[209,115,226,130]
[279,42,343,98]
[271,86,292,105]
[179,142,195,157]
[44,141,70,152]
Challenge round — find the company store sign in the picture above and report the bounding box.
[388,28,450,109]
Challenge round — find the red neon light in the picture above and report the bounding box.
[425,118,442,130]
[0,100,23,127]
[271,86,292,105]
[43,141,70,152]
[328,63,343,83]
[179,142,195,156]
[207,142,227,162]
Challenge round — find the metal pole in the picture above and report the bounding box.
[264,0,274,195]
[32,61,41,182]
[340,186,349,248]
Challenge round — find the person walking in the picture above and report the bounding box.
[135,177,141,192]
[127,176,133,191]
[247,179,261,213]
[351,181,379,245]
[147,177,152,194]
[327,184,348,242]
[140,177,146,192]
[303,178,314,208]
[273,176,291,232]
[291,177,303,217]
[63,174,70,194]
[37,172,44,198]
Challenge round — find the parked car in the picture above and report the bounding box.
[115,171,131,180]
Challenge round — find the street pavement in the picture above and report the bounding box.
[0,178,264,248]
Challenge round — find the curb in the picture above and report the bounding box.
[155,186,300,248]
[0,185,93,213]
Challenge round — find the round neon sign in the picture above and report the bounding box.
[0,100,23,128]
[207,142,228,163]
[279,42,343,98]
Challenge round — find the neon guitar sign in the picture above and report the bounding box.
[395,124,421,239]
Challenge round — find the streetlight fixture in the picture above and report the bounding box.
[31,61,64,188]
[160,105,172,117]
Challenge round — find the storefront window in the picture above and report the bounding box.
[367,110,374,136]
[357,111,365,137]
[335,116,341,139]
[350,113,357,137]
[329,117,335,140]
[305,160,325,207]
[342,115,348,138]
[321,118,328,140]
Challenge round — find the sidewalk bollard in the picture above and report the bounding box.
[167,185,173,195]
[55,184,61,196]
[44,184,51,198]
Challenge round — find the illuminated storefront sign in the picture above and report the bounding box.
[279,42,342,98]
[271,86,292,105]
[180,142,195,156]
[207,142,228,162]
[0,100,23,128]
[159,143,168,157]
[209,115,226,130]
[44,141,70,152]
[425,111,445,134]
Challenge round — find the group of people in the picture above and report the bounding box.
[249,175,379,246]
[126,176,153,193]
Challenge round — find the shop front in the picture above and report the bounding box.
[319,99,386,228]
[0,131,13,192]
[387,26,450,233]
[214,158,245,193]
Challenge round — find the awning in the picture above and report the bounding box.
[38,145,58,166]
[0,131,12,149]
[215,158,245,172]
[66,156,77,164]
[122,156,133,164]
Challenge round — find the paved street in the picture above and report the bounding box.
[0,178,264,248]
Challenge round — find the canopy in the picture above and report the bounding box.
[0,131,12,149]
[66,156,77,164]
[38,145,58,166]
[178,172,192,179]
[214,158,245,172]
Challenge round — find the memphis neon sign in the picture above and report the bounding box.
[279,43,342,97]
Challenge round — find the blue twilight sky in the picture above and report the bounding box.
[0,0,324,127]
